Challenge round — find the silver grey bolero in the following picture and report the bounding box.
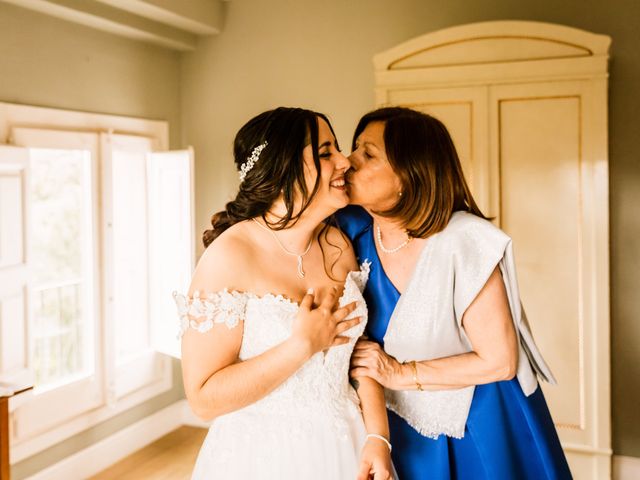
[382,211,556,439]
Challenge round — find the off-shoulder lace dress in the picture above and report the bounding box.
[174,264,371,479]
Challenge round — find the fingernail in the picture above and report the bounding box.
[307,288,314,294]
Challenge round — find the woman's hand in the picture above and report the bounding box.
[357,436,393,480]
[350,339,404,390]
[291,287,361,357]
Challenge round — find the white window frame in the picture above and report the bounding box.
[9,128,105,443]
[0,103,176,462]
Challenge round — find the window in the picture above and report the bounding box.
[30,146,96,390]
[0,103,193,461]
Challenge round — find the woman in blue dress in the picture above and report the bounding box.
[339,107,572,480]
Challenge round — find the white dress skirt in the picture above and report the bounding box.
[174,264,372,480]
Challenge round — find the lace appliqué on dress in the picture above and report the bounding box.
[384,387,474,439]
[173,289,248,337]
[348,260,370,294]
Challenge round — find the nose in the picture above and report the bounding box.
[347,151,360,169]
[335,150,350,171]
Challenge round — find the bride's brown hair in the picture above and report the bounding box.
[203,107,339,247]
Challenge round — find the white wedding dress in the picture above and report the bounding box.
[174,263,370,479]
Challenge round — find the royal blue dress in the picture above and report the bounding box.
[336,206,572,480]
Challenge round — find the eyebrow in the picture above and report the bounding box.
[355,141,379,150]
[318,140,341,150]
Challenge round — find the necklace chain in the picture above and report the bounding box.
[252,218,313,278]
[375,224,412,254]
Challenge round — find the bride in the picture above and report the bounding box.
[174,107,394,479]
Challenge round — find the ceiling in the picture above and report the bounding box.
[0,0,229,50]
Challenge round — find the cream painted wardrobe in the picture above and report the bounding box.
[373,21,611,480]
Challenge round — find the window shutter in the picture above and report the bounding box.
[147,148,195,359]
[0,146,32,388]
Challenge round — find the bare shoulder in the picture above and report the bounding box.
[320,223,358,275]
[189,221,256,295]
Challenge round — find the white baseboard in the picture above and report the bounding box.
[613,455,640,480]
[26,400,190,480]
[28,401,637,480]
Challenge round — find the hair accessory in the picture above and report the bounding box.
[365,433,392,452]
[239,141,268,182]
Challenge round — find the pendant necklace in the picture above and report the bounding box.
[375,224,412,254]
[252,218,313,278]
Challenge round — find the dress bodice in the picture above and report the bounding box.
[174,263,370,438]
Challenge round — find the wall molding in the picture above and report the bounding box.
[0,0,225,51]
[20,399,639,479]
[24,400,191,480]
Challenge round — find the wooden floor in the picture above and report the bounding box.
[90,426,207,480]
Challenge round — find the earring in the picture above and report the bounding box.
[398,191,403,197]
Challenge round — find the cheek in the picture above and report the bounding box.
[303,164,319,189]
[356,163,387,189]
[353,163,376,183]
[321,162,334,181]
[353,164,398,200]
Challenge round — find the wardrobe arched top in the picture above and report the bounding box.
[374,21,611,78]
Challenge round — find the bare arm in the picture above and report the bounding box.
[325,226,393,479]
[327,228,390,438]
[355,376,393,480]
[406,267,518,388]
[356,376,390,438]
[182,322,310,420]
[181,236,360,421]
[351,267,519,391]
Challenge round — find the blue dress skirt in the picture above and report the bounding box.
[336,206,572,480]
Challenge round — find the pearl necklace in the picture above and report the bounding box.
[375,224,412,254]
[252,218,313,278]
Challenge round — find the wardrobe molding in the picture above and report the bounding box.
[374,21,611,91]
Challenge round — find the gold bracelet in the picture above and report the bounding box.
[410,360,424,391]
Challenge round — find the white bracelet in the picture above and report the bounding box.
[365,433,392,452]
